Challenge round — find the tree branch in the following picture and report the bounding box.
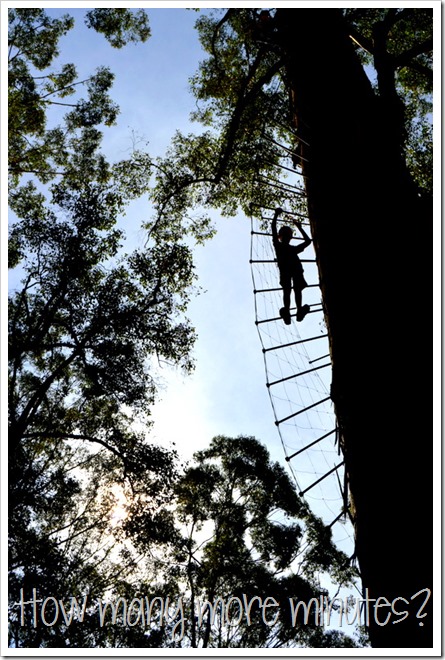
[38,77,90,100]
[22,431,124,461]
[214,56,284,183]
[394,38,433,69]
[210,9,235,74]
[12,346,80,444]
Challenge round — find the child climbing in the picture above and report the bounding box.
[272,207,312,324]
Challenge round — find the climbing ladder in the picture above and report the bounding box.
[248,132,354,557]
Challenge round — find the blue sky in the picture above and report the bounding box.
[25,7,281,455]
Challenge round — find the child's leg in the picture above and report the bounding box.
[280,283,292,324]
[282,285,291,311]
[293,286,302,313]
[295,285,309,322]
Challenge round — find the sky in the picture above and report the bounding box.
[7,6,327,465]
[32,5,353,544]
[3,4,441,650]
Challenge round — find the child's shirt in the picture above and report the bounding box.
[274,241,306,276]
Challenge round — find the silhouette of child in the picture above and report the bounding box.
[272,207,312,324]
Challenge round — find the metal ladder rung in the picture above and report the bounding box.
[250,259,316,264]
[286,429,338,461]
[263,333,327,353]
[256,307,323,325]
[267,363,330,388]
[275,396,331,425]
[251,202,308,219]
[299,462,345,497]
[254,285,319,294]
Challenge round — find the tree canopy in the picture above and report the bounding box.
[167,435,358,648]
[146,7,432,242]
[8,8,150,190]
[8,8,195,648]
[8,7,433,650]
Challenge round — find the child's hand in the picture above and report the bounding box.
[274,207,284,215]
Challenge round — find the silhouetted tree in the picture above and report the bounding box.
[124,435,360,648]
[8,9,193,648]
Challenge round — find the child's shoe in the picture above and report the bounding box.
[279,307,291,325]
[296,304,310,322]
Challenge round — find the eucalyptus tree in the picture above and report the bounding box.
[124,435,360,648]
[8,135,198,646]
[145,8,433,648]
[7,8,196,648]
[8,8,150,191]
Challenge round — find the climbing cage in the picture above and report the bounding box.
[248,132,354,557]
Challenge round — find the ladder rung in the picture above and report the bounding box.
[251,231,307,241]
[251,203,308,219]
[263,333,327,353]
[259,214,310,227]
[267,363,330,388]
[285,429,338,461]
[266,120,311,147]
[254,285,319,294]
[299,462,344,497]
[327,509,347,528]
[275,396,331,425]
[264,158,309,177]
[256,307,323,325]
[250,259,316,264]
[308,353,330,365]
[262,133,310,162]
[257,175,306,197]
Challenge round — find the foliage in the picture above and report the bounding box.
[8,8,150,190]
[147,7,432,237]
[146,9,305,244]
[84,9,150,49]
[8,146,198,645]
[7,8,197,649]
[344,8,432,194]
[124,436,359,648]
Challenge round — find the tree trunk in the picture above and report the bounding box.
[275,9,432,648]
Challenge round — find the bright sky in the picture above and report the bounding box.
[31,6,299,464]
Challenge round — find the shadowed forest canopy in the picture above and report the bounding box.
[8,8,198,648]
[146,6,431,238]
[8,6,434,650]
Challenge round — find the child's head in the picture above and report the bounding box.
[278,226,293,243]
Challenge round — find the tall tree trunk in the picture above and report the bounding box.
[275,9,432,648]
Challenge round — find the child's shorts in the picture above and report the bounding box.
[280,271,308,291]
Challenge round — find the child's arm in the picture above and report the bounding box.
[294,220,312,252]
[272,207,283,249]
